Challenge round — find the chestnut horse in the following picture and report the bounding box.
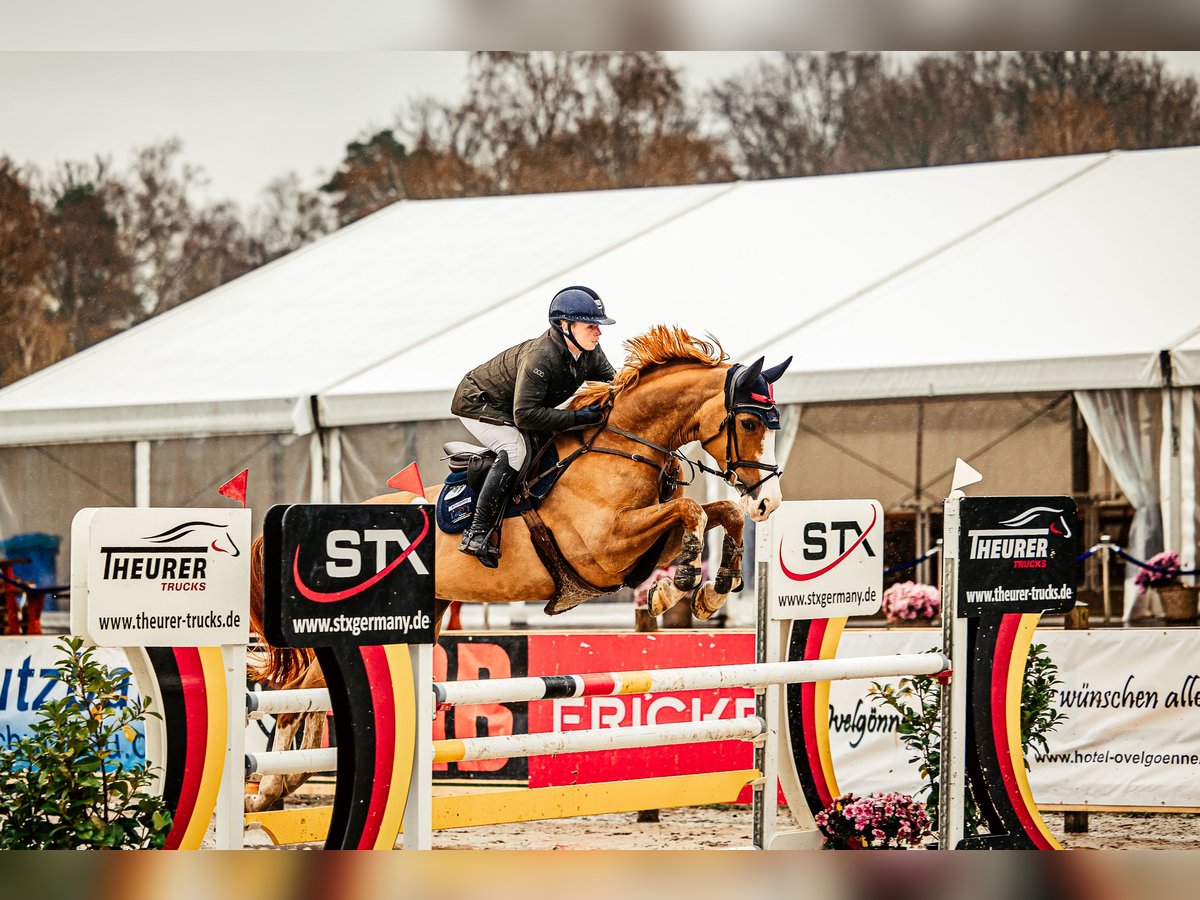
[245,326,790,811]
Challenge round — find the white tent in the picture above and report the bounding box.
[3,146,1198,618]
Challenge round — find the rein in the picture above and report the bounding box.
[520,381,781,502]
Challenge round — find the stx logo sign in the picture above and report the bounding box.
[770,500,884,621]
[265,503,436,648]
[780,506,878,582]
[325,528,431,577]
[294,512,431,603]
[795,520,877,561]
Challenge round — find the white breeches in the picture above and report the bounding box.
[457,416,529,471]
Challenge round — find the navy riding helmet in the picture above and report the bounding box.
[548,285,615,325]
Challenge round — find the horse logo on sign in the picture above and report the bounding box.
[142,520,242,556]
[998,506,1073,538]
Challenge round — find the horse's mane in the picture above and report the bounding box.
[571,325,727,408]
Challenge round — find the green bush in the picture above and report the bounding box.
[0,636,172,848]
[869,641,1065,834]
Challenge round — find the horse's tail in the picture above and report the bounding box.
[247,533,316,686]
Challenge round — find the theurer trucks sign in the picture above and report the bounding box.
[956,496,1080,616]
[71,507,251,646]
[769,499,884,619]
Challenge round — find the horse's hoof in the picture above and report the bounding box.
[648,582,669,617]
[715,568,743,594]
[690,585,724,620]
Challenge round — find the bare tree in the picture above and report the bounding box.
[710,51,1200,179]
[1000,52,1200,158]
[463,51,731,194]
[708,51,886,178]
[837,52,1008,172]
[250,173,336,262]
[0,159,50,308]
[173,199,261,301]
[107,140,207,316]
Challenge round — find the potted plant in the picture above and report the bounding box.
[881,581,941,626]
[1135,551,1199,623]
[814,790,932,849]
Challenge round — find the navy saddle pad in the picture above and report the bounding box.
[434,448,560,535]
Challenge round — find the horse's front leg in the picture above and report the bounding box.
[689,500,745,619]
[593,497,707,617]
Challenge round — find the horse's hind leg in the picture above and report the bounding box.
[689,500,745,619]
[245,710,303,813]
[434,598,453,640]
[245,708,327,813]
[281,710,326,796]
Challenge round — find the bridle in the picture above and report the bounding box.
[694,413,782,498]
[692,363,784,496]
[524,365,782,502]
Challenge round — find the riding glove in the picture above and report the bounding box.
[574,404,604,426]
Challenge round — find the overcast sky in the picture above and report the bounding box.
[0,52,767,210]
[2,51,1198,211]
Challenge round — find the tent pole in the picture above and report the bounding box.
[309,430,326,503]
[328,428,342,504]
[1160,384,1179,556]
[1182,388,1196,583]
[135,441,151,508]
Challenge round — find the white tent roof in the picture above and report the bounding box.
[3,146,1199,446]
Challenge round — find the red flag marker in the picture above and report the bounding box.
[218,469,249,507]
[387,462,425,497]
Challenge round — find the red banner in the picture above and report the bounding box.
[433,631,771,802]
[528,633,759,801]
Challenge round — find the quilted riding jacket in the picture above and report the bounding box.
[451,327,616,432]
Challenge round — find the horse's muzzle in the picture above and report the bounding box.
[742,491,780,522]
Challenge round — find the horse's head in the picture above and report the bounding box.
[697,355,792,522]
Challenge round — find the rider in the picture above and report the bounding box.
[450,285,617,567]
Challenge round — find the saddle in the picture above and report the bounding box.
[435,437,558,534]
[436,436,679,615]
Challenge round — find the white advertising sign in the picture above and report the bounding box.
[72,508,251,647]
[1025,629,1200,808]
[822,629,1200,810]
[768,499,884,620]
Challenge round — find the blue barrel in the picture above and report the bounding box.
[1,532,62,610]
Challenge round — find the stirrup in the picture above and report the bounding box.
[459,529,501,568]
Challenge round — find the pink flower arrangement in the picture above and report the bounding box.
[1134,550,1182,596]
[815,791,932,849]
[881,581,941,623]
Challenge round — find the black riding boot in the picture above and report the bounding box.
[458,452,518,569]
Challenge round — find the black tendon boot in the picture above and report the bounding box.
[458,451,518,568]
